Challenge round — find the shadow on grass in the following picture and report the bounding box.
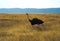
[0,19,21,29]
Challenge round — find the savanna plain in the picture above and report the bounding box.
[0,14,60,41]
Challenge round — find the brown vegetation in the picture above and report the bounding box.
[0,14,60,41]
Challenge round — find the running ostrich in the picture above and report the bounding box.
[26,13,44,30]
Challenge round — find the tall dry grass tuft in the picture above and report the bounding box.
[19,34,40,41]
[43,31,60,41]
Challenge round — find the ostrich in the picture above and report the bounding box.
[26,13,44,30]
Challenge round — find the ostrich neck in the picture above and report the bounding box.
[26,14,30,20]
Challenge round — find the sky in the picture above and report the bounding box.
[0,0,60,8]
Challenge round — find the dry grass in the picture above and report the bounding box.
[0,14,60,41]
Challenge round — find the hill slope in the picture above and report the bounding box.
[0,8,60,14]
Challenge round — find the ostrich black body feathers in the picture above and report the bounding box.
[29,18,44,25]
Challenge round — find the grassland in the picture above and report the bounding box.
[0,14,60,41]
